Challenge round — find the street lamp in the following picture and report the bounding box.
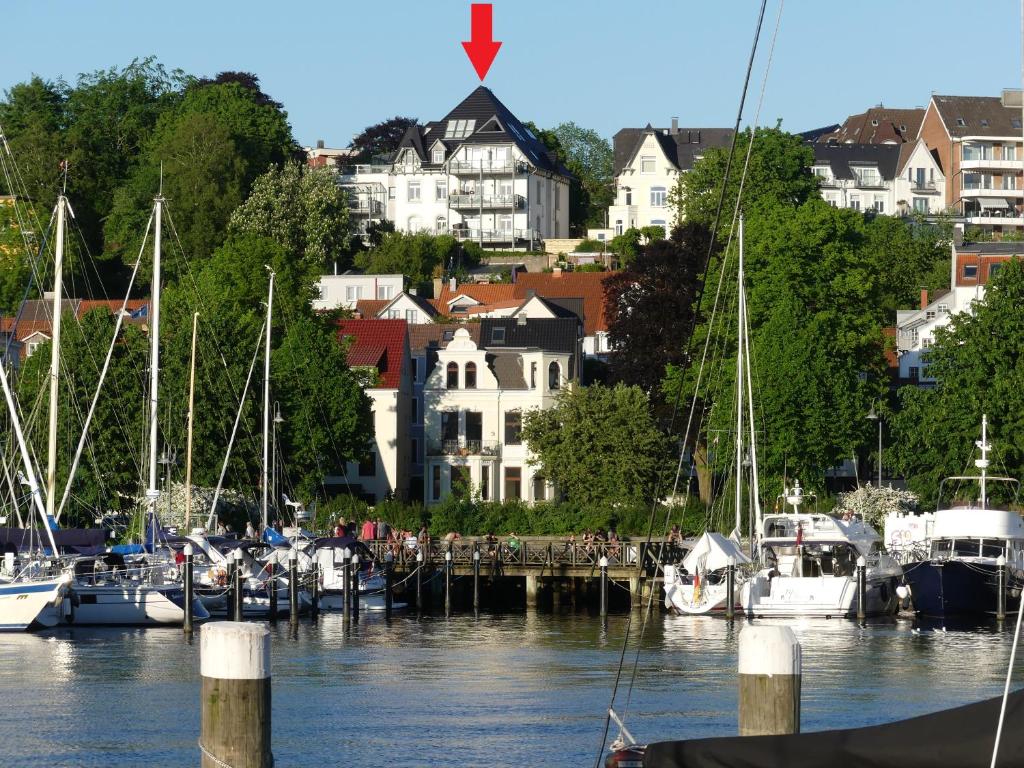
[866,405,882,487]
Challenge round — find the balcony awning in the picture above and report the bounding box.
[978,197,1013,209]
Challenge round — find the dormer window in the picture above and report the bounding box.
[442,330,455,342]
[491,327,506,344]
[432,148,444,164]
[981,119,989,128]
[957,118,967,127]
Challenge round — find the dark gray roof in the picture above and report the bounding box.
[488,353,527,389]
[811,143,901,181]
[405,293,438,318]
[816,108,924,145]
[480,317,579,353]
[395,87,570,177]
[527,295,583,322]
[955,242,1024,255]
[612,126,734,175]
[800,124,841,143]
[932,95,1024,139]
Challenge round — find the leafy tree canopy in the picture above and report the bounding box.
[348,116,417,163]
[552,121,614,232]
[353,231,480,285]
[522,383,674,509]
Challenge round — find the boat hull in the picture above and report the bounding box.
[904,560,1020,618]
[0,577,69,631]
[664,580,740,615]
[741,573,899,618]
[40,583,209,626]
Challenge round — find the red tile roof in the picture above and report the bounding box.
[513,271,618,335]
[433,283,520,314]
[354,299,389,318]
[0,299,150,339]
[337,319,409,389]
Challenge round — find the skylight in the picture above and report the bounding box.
[1014,119,1023,130]
[491,327,506,344]
[957,118,967,127]
[445,119,476,139]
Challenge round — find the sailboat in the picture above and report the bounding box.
[902,416,1024,618]
[662,214,756,615]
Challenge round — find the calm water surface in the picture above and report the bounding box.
[2,611,1023,766]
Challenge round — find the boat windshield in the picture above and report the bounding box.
[932,537,1005,558]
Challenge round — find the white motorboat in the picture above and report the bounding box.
[663,532,749,614]
[0,569,72,630]
[741,481,902,618]
[314,539,407,612]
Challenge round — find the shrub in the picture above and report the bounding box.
[574,238,606,253]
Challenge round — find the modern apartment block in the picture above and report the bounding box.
[336,86,571,249]
[919,91,1024,233]
[607,121,732,235]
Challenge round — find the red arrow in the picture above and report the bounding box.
[462,4,502,81]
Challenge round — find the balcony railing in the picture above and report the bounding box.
[336,164,391,176]
[961,187,1024,198]
[452,228,538,243]
[852,176,886,189]
[814,175,838,187]
[910,180,939,192]
[347,199,383,214]
[449,193,526,209]
[427,439,501,457]
[448,160,529,175]
[961,158,1023,172]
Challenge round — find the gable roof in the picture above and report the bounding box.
[613,126,734,175]
[513,271,617,335]
[818,108,925,144]
[480,317,580,354]
[395,86,570,177]
[434,283,520,312]
[520,294,584,320]
[0,298,150,340]
[930,94,1024,138]
[336,319,408,389]
[354,299,389,318]
[811,143,902,181]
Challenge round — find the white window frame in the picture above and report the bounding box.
[407,181,421,202]
[406,309,416,323]
[650,187,667,207]
[345,286,362,302]
[435,181,448,200]
[432,148,444,164]
[640,156,656,174]
[377,285,393,300]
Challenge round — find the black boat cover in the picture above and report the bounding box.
[0,527,106,552]
[643,688,1024,768]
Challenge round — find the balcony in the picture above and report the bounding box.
[961,187,1024,199]
[814,175,839,187]
[964,214,1024,227]
[452,228,538,243]
[449,193,526,210]
[336,164,391,178]
[347,199,384,215]
[910,180,940,194]
[851,176,887,189]
[448,160,529,175]
[961,158,1023,172]
[427,439,501,457]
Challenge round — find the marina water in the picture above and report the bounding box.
[2,612,1023,766]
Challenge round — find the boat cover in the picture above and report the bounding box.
[643,687,1024,768]
[682,532,751,574]
[0,527,106,552]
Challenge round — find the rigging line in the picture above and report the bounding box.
[620,0,787,739]
[593,2,773,762]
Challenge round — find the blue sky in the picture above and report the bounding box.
[2,0,1021,147]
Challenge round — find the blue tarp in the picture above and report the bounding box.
[110,543,145,555]
[263,528,289,547]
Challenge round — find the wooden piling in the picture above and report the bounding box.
[998,555,1007,622]
[310,561,320,621]
[200,621,272,768]
[599,556,609,617]
[350,554,360,621]
[288,549,298,628]
[725,557,736,621]
[525,573,538,610]
[738,625,801,736]
[472,546,481,613]
[183,543,194,635]
[232,549,244,622]
[341,548,351,623]
[416,550,423,614]
[384,551,394,618]
[444,550,452,617]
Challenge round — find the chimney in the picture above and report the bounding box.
[517,313,527,326]
[670,117,679,135]
[526,289,536,298]
[316,139,325,149]
[409,287,417,296]
[449,277,457,291]
[552,267,562,277]
[1002,89,1023,108]
[920,289,929,310]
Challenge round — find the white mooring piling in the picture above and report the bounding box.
[200,621,272,768]
[738,624,801,736]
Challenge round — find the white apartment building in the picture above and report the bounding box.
[813,140,947,216]
[607,121,733,235]
[895,240,1020,383]
[337,86,571,249]
[312,271,404,311]
[422,321,577,504]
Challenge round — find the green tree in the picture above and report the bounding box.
[0,198,37,314]
[0,76,68,208]
[669,127,817,226]
[522,383,674,508]
[552,121,614,232]
[229,161,351,276]
[354,231,478,284]
[890,257,1024,503]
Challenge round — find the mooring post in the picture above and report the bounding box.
[341,547,351,622]
[472,546,481,614]
[444,550,452,617]
[351,553,361,621]
[998,555,1008,622]
[288,548,298,628]
[856,555,867,623]
[416,549,424,614]
[200,622,272,768]
[232,549,245,622]
[310,561,320,622]
[183,543,194,636]
[267,561,278,623]
[384,551,394,618]
[599,556,609,617]
[725,556,736,621]
[738,624,801,736]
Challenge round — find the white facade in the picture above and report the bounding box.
[342,385,411,502]
[814,164,895,214]
[313,273,404,311]
[376,292,437,324]
[893,140,947,216]
[895,287,980,383]
[422,329,569,504]
[607,132,676,236]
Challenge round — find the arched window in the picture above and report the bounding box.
[465,362,477,389]
[435,215,447,234]
[548,361,560,390]
[446,362,459,389]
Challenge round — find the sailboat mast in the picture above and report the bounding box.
[44,196,66,526]
[262,269,275,533]
[146,195,163,501]
[184,312,198,533]
[979,413,989,509]
[734,213,745,535]
[742,280,763,541]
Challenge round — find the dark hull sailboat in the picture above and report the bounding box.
[636,687,1024,768]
